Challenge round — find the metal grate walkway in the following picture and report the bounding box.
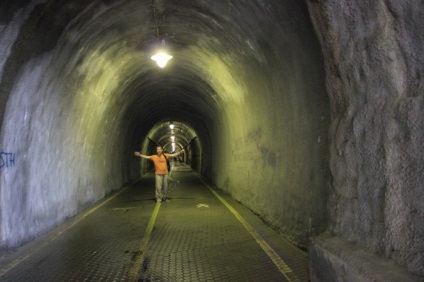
[0,162,309,281]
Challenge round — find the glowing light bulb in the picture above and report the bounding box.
[151,52,173,68]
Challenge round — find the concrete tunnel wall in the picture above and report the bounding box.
[1,0,423,280]
[0,0,329,251]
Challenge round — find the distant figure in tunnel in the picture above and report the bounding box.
[134,146,185,203]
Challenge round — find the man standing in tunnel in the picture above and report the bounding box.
[134,146,185,203]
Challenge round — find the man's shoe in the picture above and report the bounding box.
[163,199,169,203]
[156,199,162,203]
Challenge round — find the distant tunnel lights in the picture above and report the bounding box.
[151,52,173,68]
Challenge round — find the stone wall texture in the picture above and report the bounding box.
[308,0,424,276]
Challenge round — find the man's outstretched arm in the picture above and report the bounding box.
[168,149,185,157]
[134,151,151,159]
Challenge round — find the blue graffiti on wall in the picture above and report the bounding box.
[0,152,16,169]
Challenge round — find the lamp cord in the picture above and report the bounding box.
[151,0,159,38]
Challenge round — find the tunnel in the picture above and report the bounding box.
[0,0,423,281]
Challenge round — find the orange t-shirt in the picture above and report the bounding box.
[150,154,170,174]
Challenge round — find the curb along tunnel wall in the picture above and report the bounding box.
[1,0,423,279]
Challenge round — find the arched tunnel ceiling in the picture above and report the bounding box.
[57,0,301,150]
[123,68,221,127]
[147,121,196,152]
[1,0,310,149]
[64,0,263,146]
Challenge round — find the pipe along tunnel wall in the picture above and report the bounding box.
[1,0,423,280]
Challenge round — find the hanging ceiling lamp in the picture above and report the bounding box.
[151,43,173,68]
[151,0,172,68]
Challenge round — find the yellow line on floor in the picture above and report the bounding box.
[128,201,161,281]
[197,176,301,282]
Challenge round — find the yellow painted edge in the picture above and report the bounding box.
[128,201,161,281]
[197,175,301,282]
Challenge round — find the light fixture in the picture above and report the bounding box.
[151,52,172,68]
[171,136,175,141]
[169,122,175,130]
[151,1,173,68]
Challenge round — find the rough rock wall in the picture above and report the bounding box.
[308,0,424,275]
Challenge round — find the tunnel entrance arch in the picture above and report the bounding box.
[140,121,202,172]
